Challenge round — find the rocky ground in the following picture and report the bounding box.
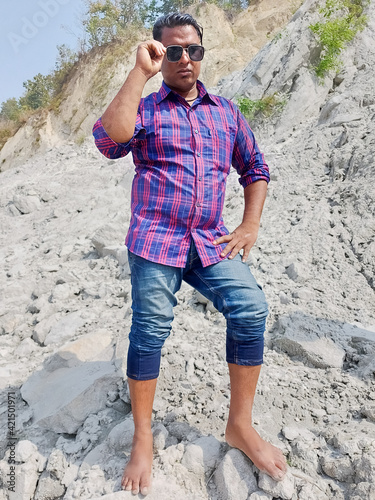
[0,0,375,498]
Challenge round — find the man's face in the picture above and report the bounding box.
[160,25,202,94]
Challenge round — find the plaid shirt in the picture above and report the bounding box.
[93,80,269,267]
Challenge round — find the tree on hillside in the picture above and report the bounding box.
[52,44,79,96]
[0,98,22,122]
[82,0,160,47]
[159,0,194,15]
[82,0,252,47]
[19,74,54,110]
[161,0,251,15]
[83,0,122,47]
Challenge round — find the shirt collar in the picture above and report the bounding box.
[156,80,219,106]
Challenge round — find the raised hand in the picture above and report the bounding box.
[135,40,166,80]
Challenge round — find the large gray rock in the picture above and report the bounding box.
[181,435,222,477]
[3,440,46,500]
[14,440,38,462]
[44,310,86,346]
[272,315,346,369]
[258,472,295,500]
[320,455,354,483]
[21,330,127,433]
[92,225,124,256]
[32,312,64,345]
[34,471,66,500]
[214,448,258,500]
[107,417,135,452]
[8,462,40,500]
[13,193,41,214]
[353,455,375,484]
[152,422,169,451]
[297,483,330,500]
[349,482,375,500]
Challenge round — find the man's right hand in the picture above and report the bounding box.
[135,40,166,80]
[101,40,166,143]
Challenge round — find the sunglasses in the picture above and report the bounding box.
[166,44,205,63]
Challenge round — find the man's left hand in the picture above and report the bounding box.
[213,221,259,262]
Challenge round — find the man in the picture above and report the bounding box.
[93,12,287,496]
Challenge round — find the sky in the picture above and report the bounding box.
[0,0,86,104]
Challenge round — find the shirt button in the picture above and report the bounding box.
[198,176,202,181]
[196,202,201,207]
[195,129,199,134]
[197,152,201,157]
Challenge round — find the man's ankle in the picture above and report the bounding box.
[226,415,252,429]
[133,426,153,438]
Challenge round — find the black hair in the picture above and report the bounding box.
[153,13,203,44]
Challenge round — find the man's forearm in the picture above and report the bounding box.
[242,180,268,227]
[213,179,268,261]
[101,68,149,144]
[100,40,166,144]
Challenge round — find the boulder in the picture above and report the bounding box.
[8,461,40,500]
[91,225,123,256]
[107,418,135,452]
[44,310,86,345]
[181,435,222,477]
[272,315,346,369]
[21,330,126,433]
[214,448,258,500]
[13,193,41,214]
[320,455,354,483]
[258,471,295,500]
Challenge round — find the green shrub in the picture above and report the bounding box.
[236,93,287,121]
[309,0,369,78]
[52,44,79,96]
[0,98,22,122]
[19,73,54,110]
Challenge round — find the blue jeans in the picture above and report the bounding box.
[127,240,268,380]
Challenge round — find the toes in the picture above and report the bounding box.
[122,478,139,494]
[131,481,140,495]
[140,485,149,496]
[276,458,287,471]
[121,476,131,490]
[140,474,151,496]
[272,467,287,481]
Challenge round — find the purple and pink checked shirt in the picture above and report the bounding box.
[93,80,269,267]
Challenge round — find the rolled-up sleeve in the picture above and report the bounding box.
[232,109,270,188]
[92,114,146,159]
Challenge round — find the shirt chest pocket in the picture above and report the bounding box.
[142,112,192,156]
[203,126,234,171]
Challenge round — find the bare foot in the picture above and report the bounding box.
[225,421,287,481]
[121,431,153,495]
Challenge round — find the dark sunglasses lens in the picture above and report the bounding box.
[189,45,204,61]
[167,46,183,62]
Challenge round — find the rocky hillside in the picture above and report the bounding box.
[0,0,375,499]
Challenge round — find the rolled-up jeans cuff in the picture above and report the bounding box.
[126,344,161,380]
[226,338,264,366]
